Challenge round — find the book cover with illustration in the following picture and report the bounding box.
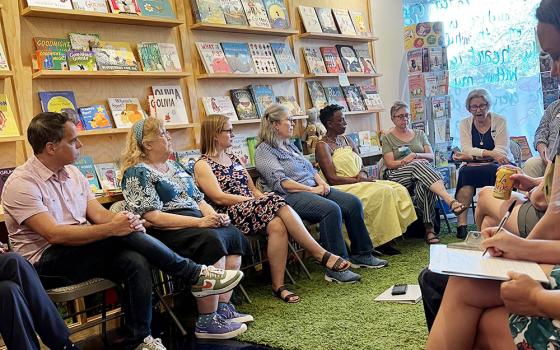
[428,47,443,71]
[436,166,451,189]
[201,96,238,120]
[270,43,298,74]
[196,42,232,74]
[355,47,376,74]
[303,47,327,74]
[0,95,19,138]
[94,162,121,191]
[335,45,362,72]
[433,118,450,143]
[93,41,138,71]
[152,85,189,124]
[35,50,68,71]
[332,9,356,35]
[324,86,348,111]
[230,89,258,120]
[408,73,425,99]
[276,96,303,116]
[137,0,176,18]
[249,42,279,74]
[220,0,248,25]
[298,6,322,33]
[430,95,449,119]
[107,97,145,128]
[349,10,369,36]
[403,22,445,51]
[137,42,165,72]
[158,43,182,72]
[0,44,8,71]
[27,0,73,9]
[412,121,427,135]
[67,50,97,71]
[407,48,423,73]
[74,156,102,194]
[410,97,425,122]
[109,0,141,13]
[249,84,275,118]
[192,0,226,23]
[240,0,271,28]
[229,134,251,167]
[434,145,449,167]
[71,0,109,12]
[314,7,338,34]
[39,91,78,114]
[176,149,201,173]
[68,33,100,51]
[262,0,289,29]
[358,84,383,111]
[342,85,366,111]
[221,42,254,74]
[79,105,112,130]
[34,37,72,52]
[320,47,344,73]
[306,80,328,109]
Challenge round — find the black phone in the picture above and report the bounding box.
[391,284,408,295]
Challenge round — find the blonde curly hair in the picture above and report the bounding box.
[120,117,164,176]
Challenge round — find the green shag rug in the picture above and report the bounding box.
[235,229,466,350]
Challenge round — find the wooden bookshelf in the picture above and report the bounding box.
[0,135,25,143]
[20,6,184,27]
[304,72,383,78]
[190,23,298,36]
[345,109,385,115]
[32,71,192,80]
[231,115,307,125]
[0,70,14,78]
[196,73,304,80]
[298,32,379,43]
[77,123,199,137]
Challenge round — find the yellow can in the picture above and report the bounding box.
[493,167,516,200]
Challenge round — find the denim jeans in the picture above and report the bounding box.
[0,253,72,350]
[285,188,374,259]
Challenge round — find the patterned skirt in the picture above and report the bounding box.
[226,192,287,235]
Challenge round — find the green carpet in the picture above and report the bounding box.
[236,229,465,350]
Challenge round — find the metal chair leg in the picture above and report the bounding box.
[154,288,187,336]
[288,241,311,279]
[437,197,452,234]
[285,268,296,285]
[238,284,252,304]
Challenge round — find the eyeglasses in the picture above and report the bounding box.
[393,113,410,119]
[469,103,488,112]
[220,129,234,134]
[159,130,170,137]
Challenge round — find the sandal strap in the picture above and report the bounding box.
[320,252,332,267]
[282,293,299,303]
[273,285,288,296]
[331,257,346,271]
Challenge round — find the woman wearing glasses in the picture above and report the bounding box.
[453,89,513,239]
[381,101,467,244]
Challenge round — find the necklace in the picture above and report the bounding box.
[150,162,169,173]
[325,135,343,147]
[477,130,485,146]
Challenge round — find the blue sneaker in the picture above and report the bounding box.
[195,314,247,339]
[349,254,388,269]
[217,302,254,323]
[324,269,361,283]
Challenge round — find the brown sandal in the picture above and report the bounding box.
[450,199,468,216]
[425,232,440,245]
[272,285,300,303]
[320,252,350,272]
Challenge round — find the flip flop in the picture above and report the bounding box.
[450,199,468,216]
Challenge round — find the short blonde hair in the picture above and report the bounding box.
[120,117,163,175]
[465,88,492,111]
[390,101,409,118]
[201,114,229,156]
[257,103,290,148]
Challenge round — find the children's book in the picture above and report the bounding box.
[246,136,256,167]
[428,47,443,71]
[510,136,533,161]
[74,156,103,194]
[39,91,78,113]
[349,10,369,36]
[108,0,141,13]
[249,84,275,118]
[430,95,449,119]
[270,42,298,74]
[276,96,303,116]
[0,167,15,200]
[323,86,348,111]
[192,0,226,23]
[107,97,146,128]
[221,42,254,73]
[240,0,271,28]
[433,118,450,143]
[71,0,109,12]
[342,84,365,111]
[303,47,327,74]
[410,97,425,122]
[306,80,328,109]
[34,37,72,52]
[434,145,449,167]
[355,47,376,74]
[262,0,289,29]
[68,33,100,51]
[230,89,258,120]
[0,95,20,138]
[219,0,248,25]
[298,6,322,33]
[230,134,251,167]
[137,42,165,72]
[157,43,182,72]
[176,149,201,174]
[152,85,189,124]
[359,84,383,111]
[248,42,279,74]
[314,7,338,34]
[332,9,356,35]
[408,73,426,99]
[94,162,121,191]
[0,44,8,71]
[79,104,112,130]
[320,47,344,73]
[35,50,68,71]
[67,50,97,71]
[424,72,438,97]
[201,96,238,120]
[27,0,73,9]
[407,48,423,73]
[93,41,138,71]
[335,45,362,73]
[412,121,427,135]
[196,42,232,74]
[137,0,176,18]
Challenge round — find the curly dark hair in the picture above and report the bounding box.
[537,0,560,32]
[319,104,344,127]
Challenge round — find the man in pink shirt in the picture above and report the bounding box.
[2,112,244,350]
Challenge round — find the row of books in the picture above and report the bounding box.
[303,45,376,75]
[411,95,451,123]
[38,85,189,130]
[406,47,448,74]
[346,130,381,155]
[201,89,302,121]
[28,0,176,18]
[192,0,289,29]
[298,6,370,36]
[307,81,384,112]
[33,35,182,72]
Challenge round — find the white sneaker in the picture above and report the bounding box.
[134,335,166,350]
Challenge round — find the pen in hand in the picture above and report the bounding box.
[482,200,517,257]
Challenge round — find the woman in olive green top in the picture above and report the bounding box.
[381,101,468,244]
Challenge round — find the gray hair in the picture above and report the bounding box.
[390,101,409,118]
[258,103,291,148]
[465,88,492,111]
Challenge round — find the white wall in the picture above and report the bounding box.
[370,0,407,131]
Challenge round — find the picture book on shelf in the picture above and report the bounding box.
[306,81,328,109]
[428,47,444,71]
[93,41,138,71]
[27,0,73,9]
[270,43,298,74]
[152,85,189,124]
[201,96,238,120]
[67,50,97,71]
[433,118,450,143]
[298,6,322,33]
[230,89,259,120]
[323,86,348,111]
[71,0,109,12]
[430,96,450,119]
[240,0,271,28]
[220,0,248,25]
[249,84,275,118]
[276,96,302,116]
[410,97,425,122]
[248,42,279,74]
[342,85,366,111]
[359,85,383,111]
[137,42,165,72]
[192,0,226,24]
[407,49,423,73]
[68,33,100,51]
[349,10,369,36]
[408,73,425,99]
[196,42,231,74]
[0,95,19,138]
[79,105,112,130]
[108,0,141,14]
[332,9,356,35]
[0,167,15,200]
[230,135,251,167]
[303,47,327,74]
[355,47,376,74]
[137,0,176,18]
[221,42,254,74]
[176,149,201,173]
[412,121,427,134]
[320,47,344,73]
[36,51,68,71]
[94,162,121,191]
[74,156,103,194]
[314,7,338,34]
[346,132,359,146]
[262,0,290,29]
[336,45,362,73]
[0,44,8,71]
[434,144,449,167]
[158,43,182,72]
[34,37,71,52]
[107,97,145,128]
[39,91,78,114]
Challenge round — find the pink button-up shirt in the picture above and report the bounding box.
[2,156,95,264]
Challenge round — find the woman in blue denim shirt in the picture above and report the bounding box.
[255,104,388,284]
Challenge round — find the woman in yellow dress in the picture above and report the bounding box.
[315,104,417,250]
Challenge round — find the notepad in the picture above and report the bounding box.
[374,284,422,304]
[429,244,549,284]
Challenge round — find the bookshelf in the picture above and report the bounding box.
[304,72,382,78]
[32,71,192,79]
[190,22,298,36]
[298,32,379,42]
[196,73,303,80]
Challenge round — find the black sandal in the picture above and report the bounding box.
[450,199,468,216]
[424,232,440,245]
[272,285,300,303]
[320,252,350,272]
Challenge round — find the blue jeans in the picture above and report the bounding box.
[0,253,72,350]
[285,188,374,259]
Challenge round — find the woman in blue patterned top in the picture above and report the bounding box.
[120,118,250,340]
[255,104,388,284]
